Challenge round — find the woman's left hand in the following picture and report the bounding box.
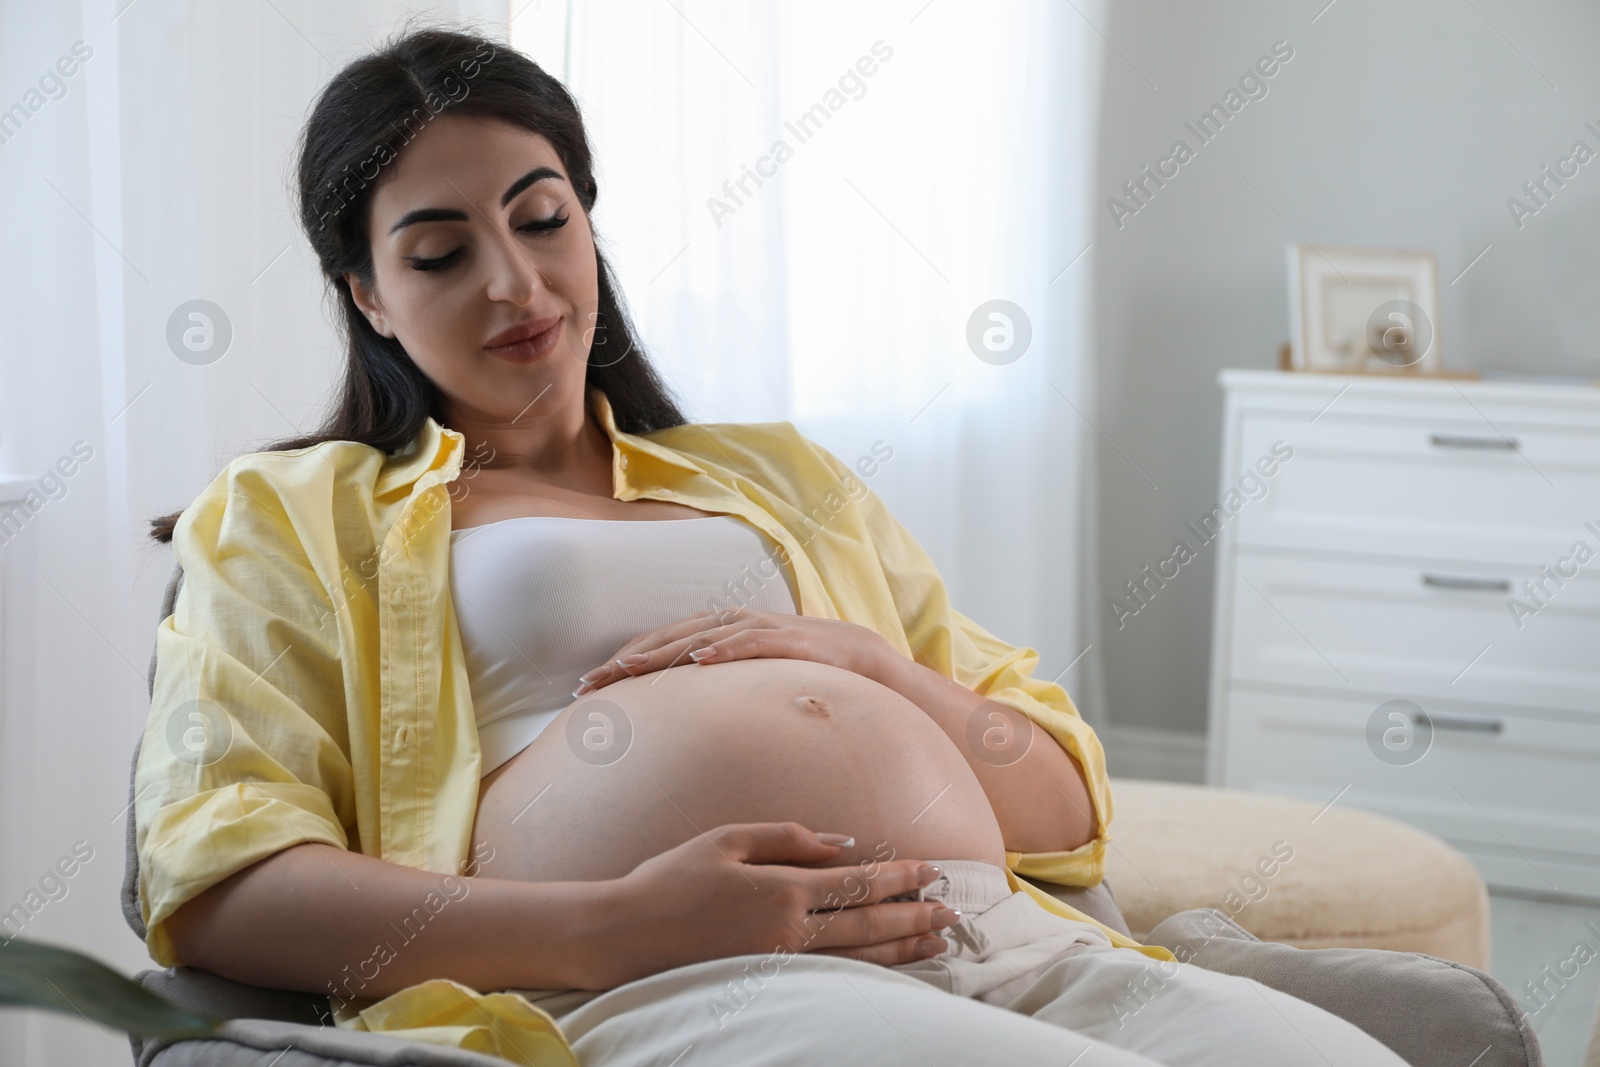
[572,607,899,696]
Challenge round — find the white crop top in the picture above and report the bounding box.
[448,514,799,777]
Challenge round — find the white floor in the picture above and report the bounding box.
[1488,890,1600,1067]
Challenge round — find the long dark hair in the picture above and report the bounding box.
[147,23,686,544]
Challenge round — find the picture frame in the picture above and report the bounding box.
[1286,244,1442,374]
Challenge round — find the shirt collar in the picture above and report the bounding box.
[374,386,705,498]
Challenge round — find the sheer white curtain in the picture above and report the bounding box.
[0,3,1104,1061]
[518,0,1110,719]
[0,4,502,1065]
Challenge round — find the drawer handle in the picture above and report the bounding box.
[1421,573,1512,593]
[1430,433,1519,451]
[1429,714,1504,734]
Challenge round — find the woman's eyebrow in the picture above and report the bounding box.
[499,166,564,208]
[387,167,566,235]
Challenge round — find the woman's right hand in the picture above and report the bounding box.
[588,822,960,989]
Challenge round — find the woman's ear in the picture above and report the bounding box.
[344,271,394,338]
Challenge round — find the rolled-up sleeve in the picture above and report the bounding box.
[809,441,1114,889]
[137,469,355,966]
[942,606,1113,888]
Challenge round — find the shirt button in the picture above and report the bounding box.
[619,455,630,470]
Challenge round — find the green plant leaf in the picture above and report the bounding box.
[0,937,218,1038]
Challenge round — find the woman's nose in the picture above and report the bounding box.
[483,230,545,306]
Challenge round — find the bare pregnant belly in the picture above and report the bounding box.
[471,658,1007,882]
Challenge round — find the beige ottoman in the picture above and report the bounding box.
[1103,778,1491,969]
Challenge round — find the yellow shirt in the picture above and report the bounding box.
[137,386,1174,1065]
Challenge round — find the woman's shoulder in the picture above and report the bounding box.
[186,437,393,534]
[213,437,385,494]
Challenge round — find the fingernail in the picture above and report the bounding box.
[914,937,946,958]
[571,686,587,699]
[816,833,855,847]
[619,654,648,667]
[916,864,942,886]
[689,647,714,661]
[930,907,961,928]
[577,668,605,683]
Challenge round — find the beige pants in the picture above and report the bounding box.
[515,860,1410,1066]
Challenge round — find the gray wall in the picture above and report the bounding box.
[1090,0,1600,734]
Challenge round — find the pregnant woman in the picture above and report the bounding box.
[134,27,1408,1067]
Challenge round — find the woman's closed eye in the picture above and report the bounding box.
[406,211,570,272]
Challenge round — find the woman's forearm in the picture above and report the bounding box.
[164,842,616,999]
[871,655,1097,854]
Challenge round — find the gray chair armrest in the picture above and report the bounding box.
[130,970,511,1066]
[135,967,330,1029]
[1147,908,1543,1067]
[136,1017,514,1067]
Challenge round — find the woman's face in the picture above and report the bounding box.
[346,114,599,427]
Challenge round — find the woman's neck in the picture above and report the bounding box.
[447,387,610,479]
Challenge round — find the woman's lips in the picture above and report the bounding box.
[485,318,562,363]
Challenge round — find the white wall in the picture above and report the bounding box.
[1089,0,1600,736]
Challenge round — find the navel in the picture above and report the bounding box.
[793,694,832,718]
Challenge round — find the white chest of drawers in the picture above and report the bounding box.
[1207,370,1600,901]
